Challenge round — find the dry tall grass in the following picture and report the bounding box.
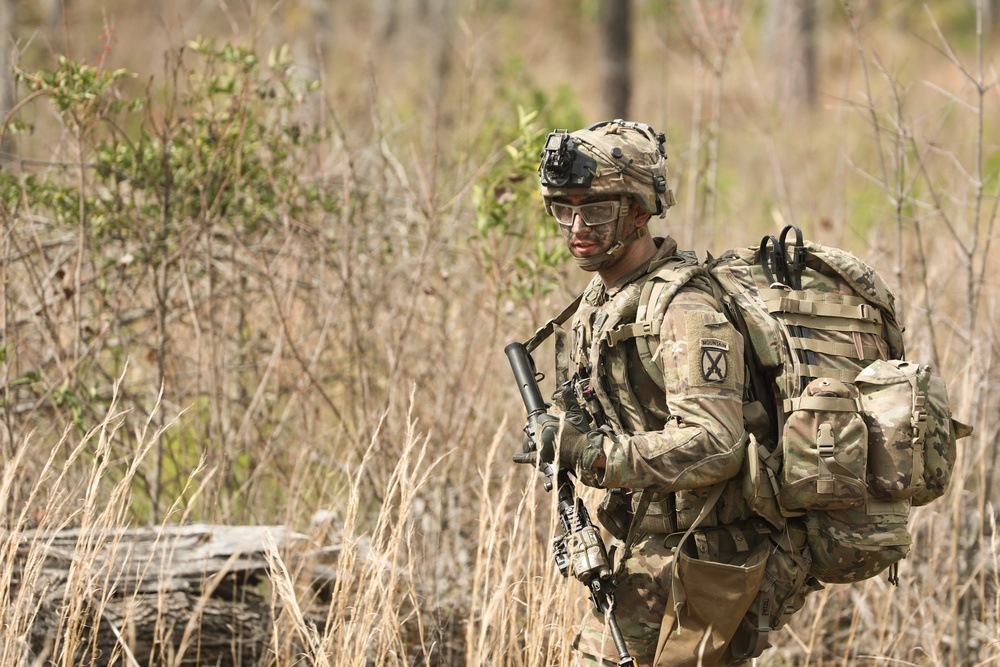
[1,1,998,665]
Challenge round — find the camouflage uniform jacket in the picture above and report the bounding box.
[557,237,752,534]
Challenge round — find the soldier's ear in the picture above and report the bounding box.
[633,208,652,229]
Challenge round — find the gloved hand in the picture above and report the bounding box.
[511,413,559,468]
[512,410,605,474]
[553,392,604,472]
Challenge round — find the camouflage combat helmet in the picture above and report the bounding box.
[538,119,676,270]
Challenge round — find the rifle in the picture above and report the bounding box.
[504,341,637,667]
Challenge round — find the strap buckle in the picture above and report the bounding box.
[817,423,835,457]
[608,320,654,347]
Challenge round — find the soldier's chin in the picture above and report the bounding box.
[573,253,608,271]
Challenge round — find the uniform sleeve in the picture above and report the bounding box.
[599,288,746,490]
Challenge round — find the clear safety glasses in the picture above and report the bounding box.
[550,198,624,228]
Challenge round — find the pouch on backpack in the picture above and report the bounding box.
[857,359,971,505]
[806,499,911,583]
[855,359,927,501]
[779,377,868,512]
[913,372,971,506]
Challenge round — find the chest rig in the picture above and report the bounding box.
[559,254,708,436]
[521,245,724,537]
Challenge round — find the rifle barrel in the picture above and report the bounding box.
[504,342,547,417]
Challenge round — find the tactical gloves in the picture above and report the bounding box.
[512,381,608,478]
[512,412,606,475]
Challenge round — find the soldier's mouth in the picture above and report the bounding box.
[571,240,601,255]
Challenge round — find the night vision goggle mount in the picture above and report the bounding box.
[539,130,597,188]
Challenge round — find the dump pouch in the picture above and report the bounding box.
[653,540,769,667]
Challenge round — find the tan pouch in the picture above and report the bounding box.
[760,525,820,630]
[652,541,769,667]
[632,490,677,535]
[597,488,632,542]
[729,521,823,661]
[741,433,785,530]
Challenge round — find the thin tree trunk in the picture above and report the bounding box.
[684,58,705,250]
[0,0,16,158]
[797,0,817,108]
[433,0,453,103]
[374,0,399,41]
[603,0,632,120]
[311,0,332,60]
[763,0,818,110]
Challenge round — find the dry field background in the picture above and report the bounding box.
[0,1,999,665]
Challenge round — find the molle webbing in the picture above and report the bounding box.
[790,337,881,360]
[591,284,647,432]
[760,289,883,322]
[585,257,696,432]
[761,286,888,391]
[571,256,708,435]
[780,314,883,336]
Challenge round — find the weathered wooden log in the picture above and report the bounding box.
[9,523,311,666]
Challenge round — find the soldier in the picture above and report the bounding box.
[513,120,812,666]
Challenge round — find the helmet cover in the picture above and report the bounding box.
[538,119,675,217]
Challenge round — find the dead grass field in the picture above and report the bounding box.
[1,1,998,665]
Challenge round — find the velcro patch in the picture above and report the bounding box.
[685,309,739,390]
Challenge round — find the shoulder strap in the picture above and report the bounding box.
[629,260,709,391]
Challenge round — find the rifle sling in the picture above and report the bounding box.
[523,293,584,353]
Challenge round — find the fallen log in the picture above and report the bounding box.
[8,523,310,666]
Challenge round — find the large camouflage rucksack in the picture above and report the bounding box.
[705,225,971,586]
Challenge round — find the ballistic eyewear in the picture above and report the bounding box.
[550,197,627,228]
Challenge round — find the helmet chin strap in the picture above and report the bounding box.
[573,196,647,271]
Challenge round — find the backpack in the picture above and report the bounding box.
[704,225,971,585]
